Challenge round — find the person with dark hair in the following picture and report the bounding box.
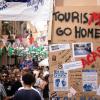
[0,74,7,100]
[32,58,38,68]
[13,73,41,100]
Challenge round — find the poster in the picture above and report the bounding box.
[53,70,68,91]
[82,70,97,92]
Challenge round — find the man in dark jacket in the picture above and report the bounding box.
[13,73,41,100]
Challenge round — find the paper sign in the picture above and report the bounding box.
[63,61,82,71]
[82,70,98,92]
[54,70,68,91]
[49,44,70,52]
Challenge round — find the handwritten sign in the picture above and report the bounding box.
[52,6,100,43]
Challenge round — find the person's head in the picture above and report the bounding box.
[21,67,30,76]
[10,73,15,81]
[2,73,7,81]
[15,74,21,81]
[22,73,35,86]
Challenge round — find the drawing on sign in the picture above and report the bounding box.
[82,70,97,92]
[72,42,93,57]
[54,70,68,91]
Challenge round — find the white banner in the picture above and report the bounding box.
[0,0,53,21]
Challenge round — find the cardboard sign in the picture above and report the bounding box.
[52,6,100,43]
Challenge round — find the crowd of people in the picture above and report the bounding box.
[0,65,49,100]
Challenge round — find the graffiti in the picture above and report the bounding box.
[88,12,100,26]
[81,46,100,68]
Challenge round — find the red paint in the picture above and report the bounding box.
[81,46,100,68]
[87,54,94,64]
[81,58,89,68]
[88,12,100,26]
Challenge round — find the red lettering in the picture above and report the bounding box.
[81,58,89,68]
[87,54,94,64]
[91,51,100,60]
[97,46,100,53]
[81,46,100,68]
[88,12,100,26]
